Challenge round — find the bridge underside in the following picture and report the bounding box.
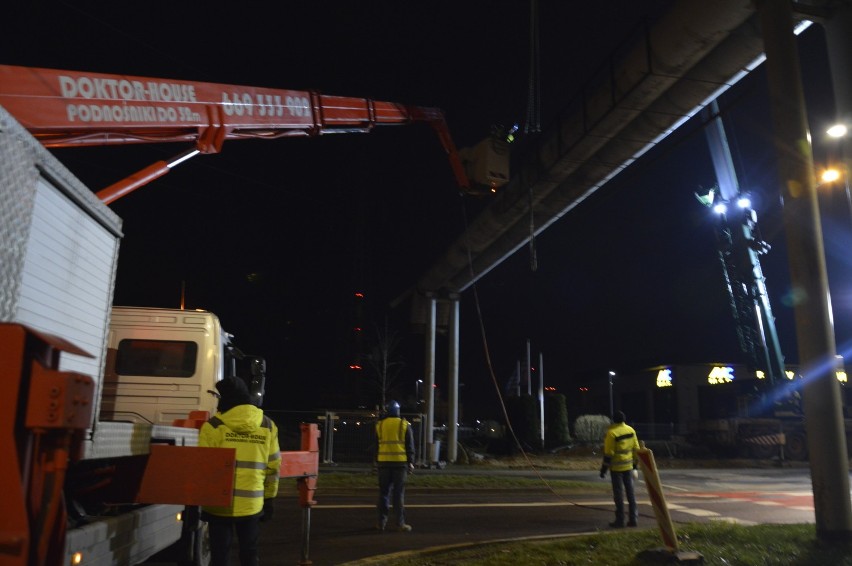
[406,0,815,329]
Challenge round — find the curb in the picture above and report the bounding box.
[338,530,615,565]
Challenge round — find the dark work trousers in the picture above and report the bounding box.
[208,514,261,566]
[610,469,637,524]
[377,465,408,526]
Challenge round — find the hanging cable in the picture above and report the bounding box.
[524,0,542,134]
[524,0,541,271]
[528,184,538,272]
[456,193,653,522]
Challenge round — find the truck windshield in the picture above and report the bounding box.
[115,339,198,377]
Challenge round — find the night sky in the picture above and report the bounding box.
[4,2,848,420]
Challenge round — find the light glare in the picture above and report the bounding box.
[656,369,673,388]
[827,124,848,138]
[821,168,841,183]
[707,366,734,384]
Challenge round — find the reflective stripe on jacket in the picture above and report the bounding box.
[603,422,639,472]
[199,404,281,518]
[376,417,409,463]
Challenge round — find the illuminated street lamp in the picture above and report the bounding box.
[827,123,848,138]
[821,122,852,222]
[415,379,423,408]
[821,167,842,184]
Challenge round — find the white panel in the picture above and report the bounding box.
[64,504,183,566]
[82,422,198,460]
[15,177,119,403]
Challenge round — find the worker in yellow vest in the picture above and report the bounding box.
[375,400,415,532]
[200,377,281,565]
[599,410,640,528]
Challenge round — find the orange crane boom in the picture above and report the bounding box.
[0,64,470,202]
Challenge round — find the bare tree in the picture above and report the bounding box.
[366,317,405,408]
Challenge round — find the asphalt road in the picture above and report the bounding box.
[256,466,824,565]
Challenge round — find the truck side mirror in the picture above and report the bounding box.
[248,357,267,407]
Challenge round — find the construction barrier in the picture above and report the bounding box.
[636,442,678,552]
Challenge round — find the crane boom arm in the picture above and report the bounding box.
[0,65,470,201]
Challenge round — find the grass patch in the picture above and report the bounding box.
[315,470,608,492]
[369,523,852,565]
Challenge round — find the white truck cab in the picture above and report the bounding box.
[100,306,229,425]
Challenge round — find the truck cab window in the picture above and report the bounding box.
[116,339,198,377]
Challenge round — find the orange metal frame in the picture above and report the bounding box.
[0,64,471,202]
[281,423,321,508]
[0,324,93,566]
[0,324,243,565]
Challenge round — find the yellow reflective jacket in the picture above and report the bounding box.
[602,422,639,472]
[375,417,412,465]
[199,404,281,518]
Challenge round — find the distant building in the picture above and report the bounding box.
[602,362,849,435]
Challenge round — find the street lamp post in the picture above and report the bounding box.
[825,124,851,223]
[415,379,423,408]
[608,371,616,419]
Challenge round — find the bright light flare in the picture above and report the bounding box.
[827,124,848,138]
[712,203,727,214]
[707,366,734,384]
[736,196,751,209]
[821,168,841,183]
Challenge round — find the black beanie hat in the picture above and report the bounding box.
[216,377,252,413]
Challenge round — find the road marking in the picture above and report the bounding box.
[660,483,690,492]
[710,517,757,526]
[315,501,616,509]
[677,508,720,517]
[312,492,815,524]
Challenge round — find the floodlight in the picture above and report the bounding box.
[821,168,841,183]
[827,124,848,138]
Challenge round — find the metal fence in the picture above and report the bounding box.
[266,410,682,464]
[266,410,426,465]
[632,422,676,441]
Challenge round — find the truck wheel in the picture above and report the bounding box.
[178,521,211,566]
[749,443,776,459]
[785,432,808,461]
[195,521,212,566]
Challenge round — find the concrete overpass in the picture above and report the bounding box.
[407,0,852,540]
[413,0,813,309]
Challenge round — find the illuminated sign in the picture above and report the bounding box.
[758,369,801,380]
[656,369,673,388]
[707,366,734,385]
[837,371,848,384]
